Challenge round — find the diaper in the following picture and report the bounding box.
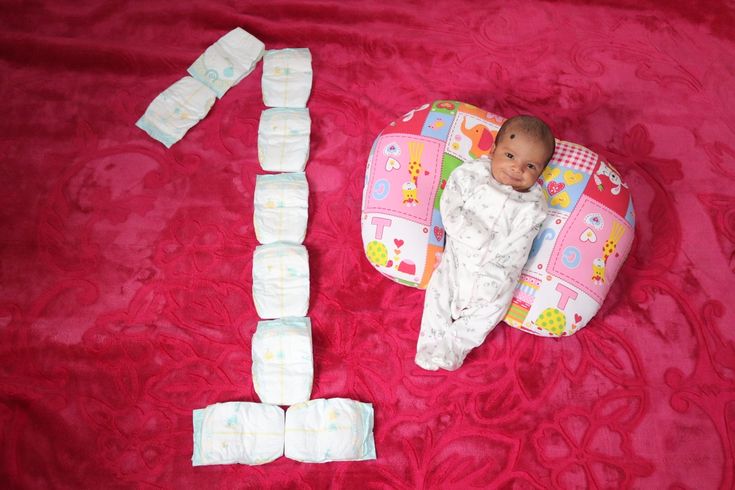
[192,402,284,466]
[188,27,265,98]
[252,243,310,319]
[252,317,313,405]
[262,48,313,108]
[136,76,217,148]
[254,172,309,244]
[284,398,377,463]
[257,108,311,172]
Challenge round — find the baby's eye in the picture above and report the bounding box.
[527,163,537,170]
[505,152,514,159]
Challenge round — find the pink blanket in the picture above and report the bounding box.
[1,1,733,488]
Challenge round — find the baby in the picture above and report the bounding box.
[415,115,555,371]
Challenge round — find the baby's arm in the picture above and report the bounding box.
[485,199,548,273]
[440,159,493,249]
[453,200,548,348]
[439,163,472,237]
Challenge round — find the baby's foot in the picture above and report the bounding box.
[415,351,439,371]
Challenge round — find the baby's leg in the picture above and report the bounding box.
[445,300,506,368]
[443,265,515,369]
[415,255,457,371]
[419,299,505,371]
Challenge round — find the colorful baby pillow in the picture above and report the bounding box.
[360,101,635,337]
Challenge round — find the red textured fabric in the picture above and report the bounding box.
[1,1,734,488]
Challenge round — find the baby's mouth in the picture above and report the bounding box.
[504,171,521,183]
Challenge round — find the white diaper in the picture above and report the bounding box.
[192,402,284,466]
[257,108,311,172]
[284,398,376,463]
[136,76,217,148]
[252,317,313,405]
[262,48,313,108]
[253,173,309,244]
[252,243,310,319]
[188,27,265,98]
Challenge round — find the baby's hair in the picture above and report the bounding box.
[496,115,556,165]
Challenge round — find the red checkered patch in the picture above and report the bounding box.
[551,141,598,174]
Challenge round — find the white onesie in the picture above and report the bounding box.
[415,157,548,371]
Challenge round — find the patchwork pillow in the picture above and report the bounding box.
[360,101,635,337]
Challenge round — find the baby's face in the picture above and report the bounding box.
[490,131,548,192]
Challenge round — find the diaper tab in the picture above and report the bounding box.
[253,172,309,244]
[188,27,265,98]
[284,398,377,463]
[252,317,313,405]
[192,402,285,466]
[257,108,311,172]
[252,243,310,319]
[136,76,217,148]
[262,48,313,108]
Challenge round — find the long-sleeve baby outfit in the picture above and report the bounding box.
[416,156,548,371]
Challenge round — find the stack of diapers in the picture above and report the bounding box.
[253,49,312,315]
[136,76,216,148]
[252,317,313,405]
[253,173,309,244]
[192,402,284,466]
[192,41,377,467]
[284,398,376,463]
[188,27,265,99]
[252,243,310,319]
[262,48,313,108]
[257,108,311,172]
[137,27,264,147]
